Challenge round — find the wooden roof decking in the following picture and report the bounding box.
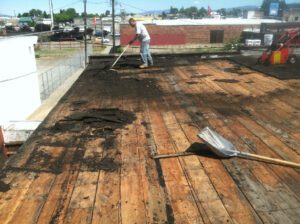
[0,56,300,223]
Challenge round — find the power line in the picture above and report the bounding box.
[53,0,82,12]
[87,1,109,5]
[119,2,149,13]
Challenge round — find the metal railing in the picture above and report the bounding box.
[39,45,92,101]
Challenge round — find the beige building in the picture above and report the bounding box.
[283,10,300,22]
[245,10,264,19]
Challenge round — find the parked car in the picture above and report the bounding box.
[95,37,110,43]
[35,24,51,32]
[19,25,32,32]
[110,32,120,37]
[95,30,109,38]
[50,29,83,41]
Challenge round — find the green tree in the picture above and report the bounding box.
[261,0,286,17]
[217,8,226,16]
[29,9,42,17]
[64,8,78,19]
[105,10,110,16]
[179,7,185,14]
[170,6,179,14]
[28,21,35,27]
[54,8,79,23]
[185,6,198,18]
[227,8,241,17]
[198,7,207,17]
[43,11,49,18]
[81,12,100,18]
[21,12,30,17]
[161,11,167,19]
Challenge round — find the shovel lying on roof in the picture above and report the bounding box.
[153,127,300,169]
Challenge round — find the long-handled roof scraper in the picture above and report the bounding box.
[110,44,130,71]
[153,127,300,169]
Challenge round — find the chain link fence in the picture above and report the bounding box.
[38,45,92,101]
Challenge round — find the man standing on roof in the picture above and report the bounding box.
[128,18,153,69]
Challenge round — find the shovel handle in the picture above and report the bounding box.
[111,44,130,68]
[152,152,195,159]
[238,152,300,169]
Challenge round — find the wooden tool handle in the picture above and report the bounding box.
[152,152,195,159]
[111,44,130,68]
[238,152,300,169]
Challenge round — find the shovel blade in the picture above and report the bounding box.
[198,127,239,158]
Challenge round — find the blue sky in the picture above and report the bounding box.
[0,0,298,16]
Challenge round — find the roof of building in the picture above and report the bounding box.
[19,17,33,23]
[0,54,300,223]
[150,18,283,26]
[286,3,300,12]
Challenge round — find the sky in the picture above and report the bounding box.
[0,0,299,16]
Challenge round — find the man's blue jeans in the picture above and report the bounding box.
[140,40,153,66]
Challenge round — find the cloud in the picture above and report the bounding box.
[193,0,200,4]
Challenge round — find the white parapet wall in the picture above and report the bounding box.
[0,36,41,123]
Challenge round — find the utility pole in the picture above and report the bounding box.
[112,0,115,53]
[49,0,54,30]
[83,0,88,66]
[101,17,104,47]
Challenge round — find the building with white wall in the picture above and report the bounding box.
[0,36,40,123]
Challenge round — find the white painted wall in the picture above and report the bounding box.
[247,11,256,19]
[0,36,41,123]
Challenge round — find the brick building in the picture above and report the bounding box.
[120,18,281,46]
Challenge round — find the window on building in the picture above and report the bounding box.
[295,17,299,21]
[210,30,224,43]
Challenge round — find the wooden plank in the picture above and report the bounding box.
[259,210,295,224]
[136,111,169,224]
[0,172,35,224]
[176,63,298,222]
[281,208,300,224]
[179,62,300,162]
[179,123,263,223]
[36,141,85,223]
[25,146,66,173]
[91,127,122,224]
[162,111,233,224]
[203,60,300,154]
[90,82,130,224]
[169,67,264,223]
[237,116,300,164]
[148,101,204,223]
[7,173,56,224]
[240,107,300,155]
[65,171,99,224]
[176,64,295,204]
[92,170,120,224]
[225,118,300,197]
[185,61,300,184]
[120,96,147,224]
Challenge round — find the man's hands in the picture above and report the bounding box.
[128,40,134,45]
[128,34,139,45]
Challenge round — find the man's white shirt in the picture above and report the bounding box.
[135,22,150,42]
